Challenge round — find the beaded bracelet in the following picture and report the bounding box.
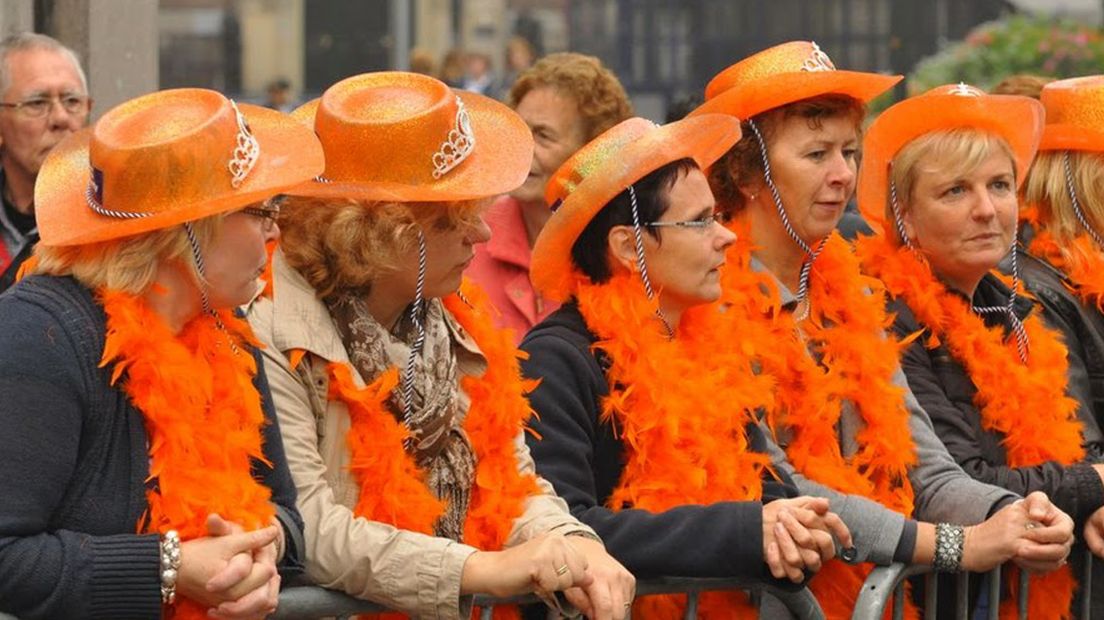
[160,530,182,605]
[933,523,965,572]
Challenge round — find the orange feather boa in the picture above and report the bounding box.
[325,280,540,619]
[99,289,275,620]
[855,234,1083,620]
[1023,206,1104,312]
[717,225,919,620]
[573,272,773,619]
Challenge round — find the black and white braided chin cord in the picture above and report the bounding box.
[627,185,675,339]
[183,222,239,355]
[746,118,825,320]
[1063,152,1104,249]
[399,229,428,445]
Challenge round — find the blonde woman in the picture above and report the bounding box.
[0,89,323,619]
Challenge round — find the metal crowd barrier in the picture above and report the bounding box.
[852,548,1094,620]
[274,576,826,620]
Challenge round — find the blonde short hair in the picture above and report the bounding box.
[32,216,223,294]
[278,196,483,302]
[886,129,1016,246]
[1023,150,1104,246]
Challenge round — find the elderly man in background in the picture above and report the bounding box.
[468,52,632,342]
[0,33,89,292]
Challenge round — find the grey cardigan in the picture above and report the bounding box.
[757,261,1017,566]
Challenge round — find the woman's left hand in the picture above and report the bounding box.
[202,513,282,619]
[561,535,635,620]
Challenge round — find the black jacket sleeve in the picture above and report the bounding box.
[251,345,306,579]
[893,305,1104,526]
[0,291,161,619]
[520,327,769,580]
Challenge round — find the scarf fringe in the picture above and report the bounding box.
[100,290,275,620]
[717,226,919,620]
[327,280,539,620]
[855,234,1082,620]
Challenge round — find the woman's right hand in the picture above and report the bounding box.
[961,492,1073,572]
[460,531,593,598]
[762,496,851,582]
[174,525,280,616]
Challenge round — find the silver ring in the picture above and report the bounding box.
[1025,522,1038,530]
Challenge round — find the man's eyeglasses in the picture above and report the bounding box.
[643,211,725,230]
[242,199,281,233]
[0,94,91,118]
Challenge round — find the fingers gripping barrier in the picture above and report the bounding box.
[273,577,827,619]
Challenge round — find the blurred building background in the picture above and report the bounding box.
[1,0,1103,121]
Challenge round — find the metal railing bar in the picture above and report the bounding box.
[1082,546,1093,620]
[683,591,699,620]
[274,576,826,620]
[954,572,969,619]
[924,572,937,620]
[892,580,904,620]
[1017,569,1028,620]
[986,564,1000,620]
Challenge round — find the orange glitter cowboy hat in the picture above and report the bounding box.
[288,71,533,202]
[531,115,742,302]
[689,40,901,120]
[857,83,1045,235]
[35,88,324,247]
[1038,75,1104,153]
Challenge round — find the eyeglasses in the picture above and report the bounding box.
[643,211,725,230]
[242,199,281,233]
[0,94,90,118]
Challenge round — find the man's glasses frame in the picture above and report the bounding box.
[0,93,91,118]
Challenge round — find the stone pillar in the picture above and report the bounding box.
[239,0,304,98]
[40,0,158,119]
[0,0,34,37]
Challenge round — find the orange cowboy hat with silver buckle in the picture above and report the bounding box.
[1038,75,1104,153]
[288,71,533,202]
[531,114,742,302]
[689,40,902,121]
[857,83,1045,235]
[35,88,324,247]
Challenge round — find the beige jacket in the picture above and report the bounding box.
[247,250,596,619]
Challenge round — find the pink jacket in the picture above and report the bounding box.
[468,195,559,344]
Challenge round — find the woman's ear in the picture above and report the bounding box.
[607,225,638,273]
[738,182,761,205]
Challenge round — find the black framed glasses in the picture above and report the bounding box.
[242,199,281,233]
[0,93,90,118]
[643,211,725,231]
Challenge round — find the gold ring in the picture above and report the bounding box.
[556,564,570,576]
[1025,522,1038,530]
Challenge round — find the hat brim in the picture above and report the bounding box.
[531,114,742,302]
[856,94,1044,235]
[287,90,533,203]
[37,103,325,246]
[690,71,901,120]
[1039,123,1104,153]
